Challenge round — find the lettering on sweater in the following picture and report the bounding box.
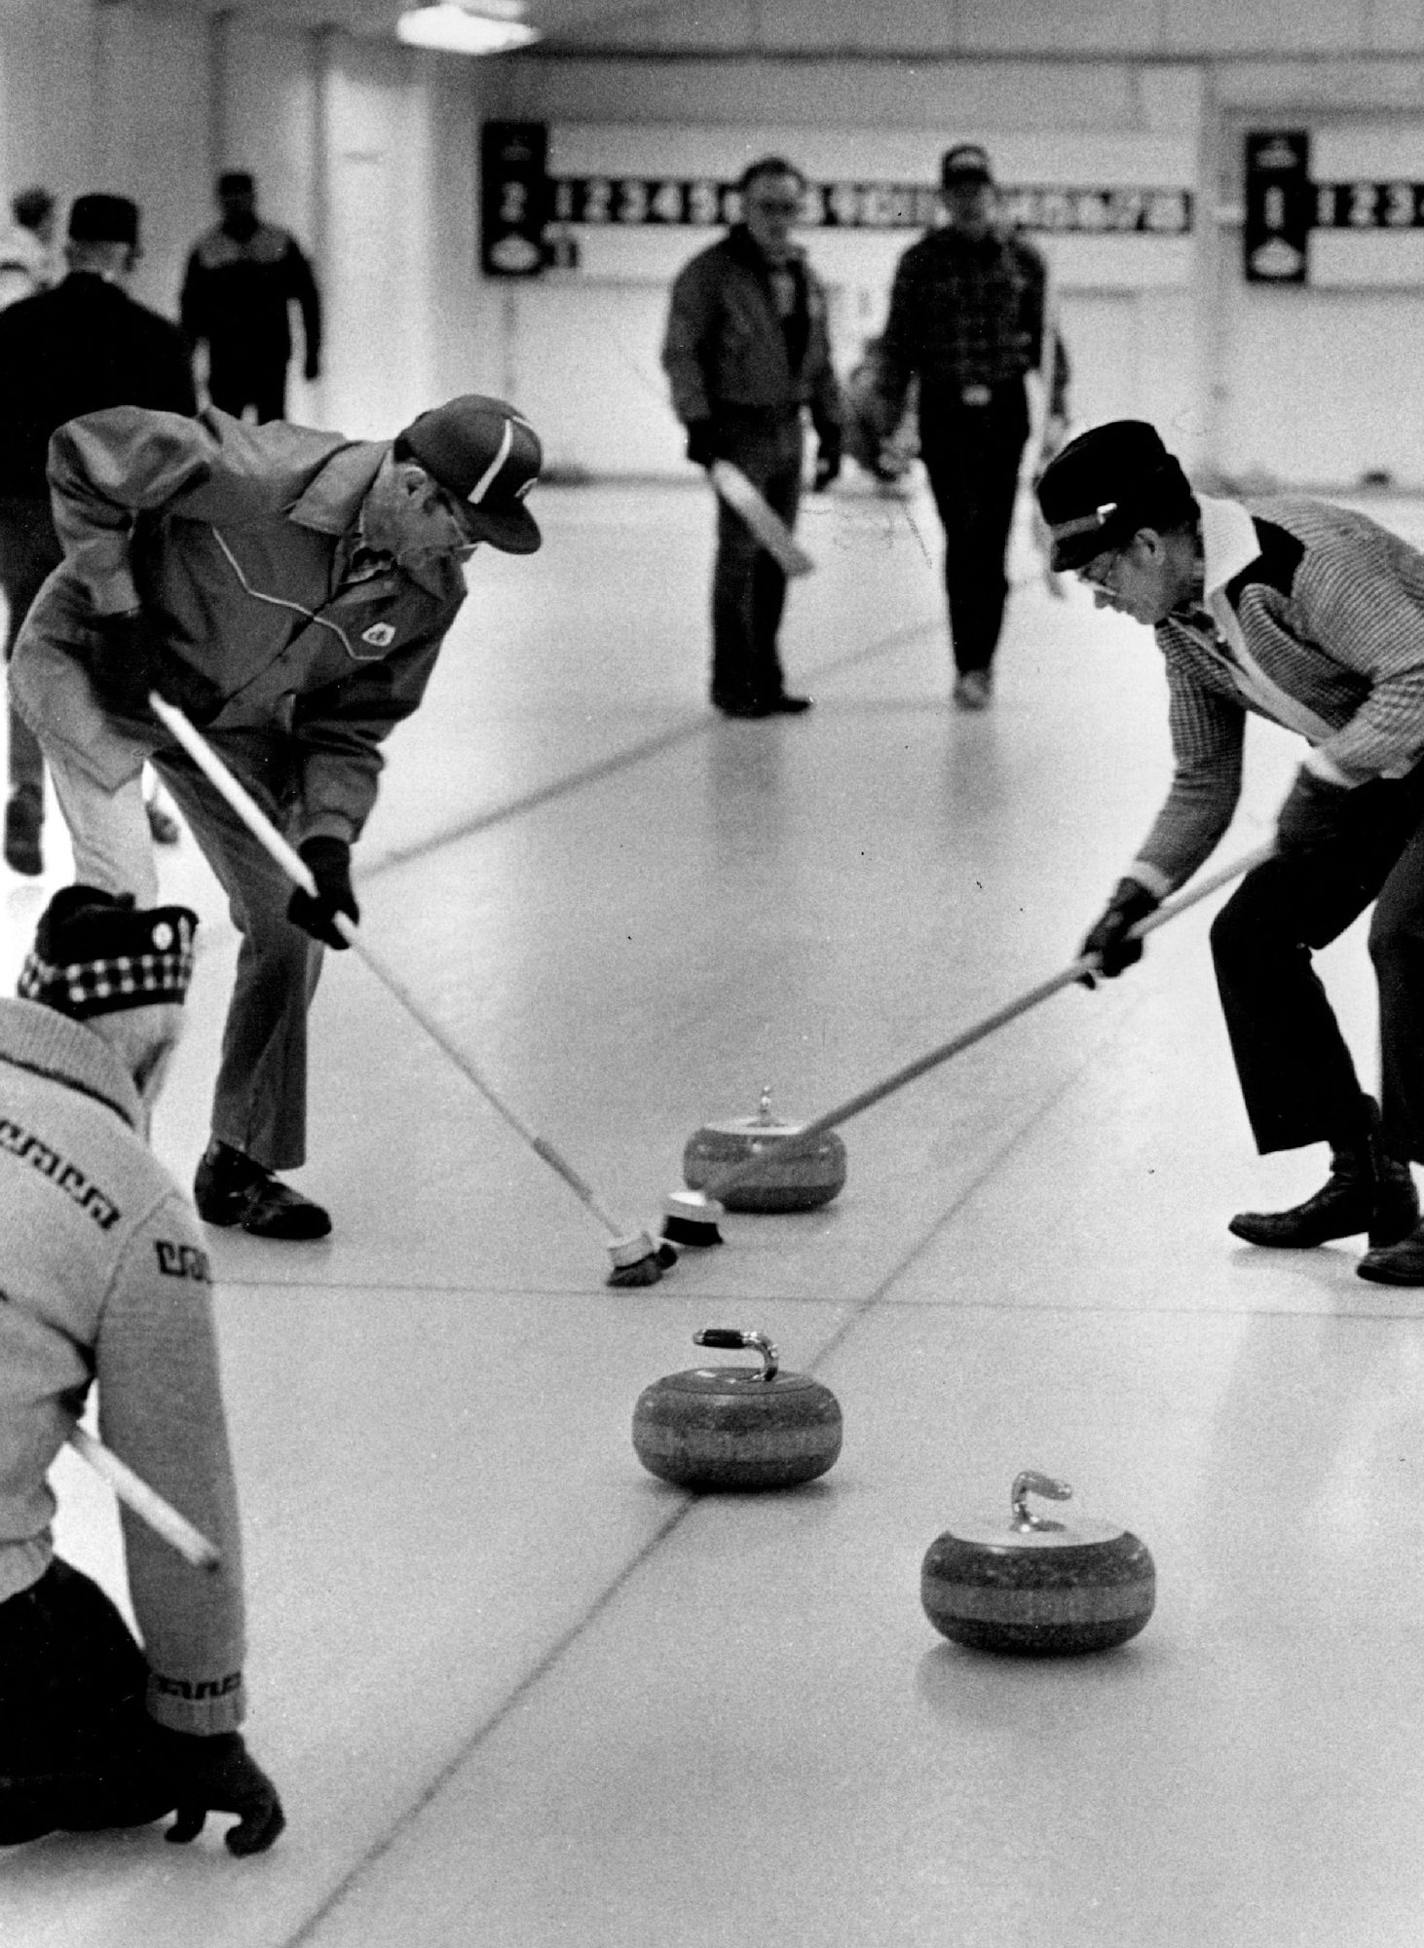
[152,1670,242,1701]
[154,1240,213,1283]
[0,1117,120,1230]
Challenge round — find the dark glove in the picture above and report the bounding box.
[154,1730,285,1857]
[812,441,842,492]
[684,420,718,469]
[85,611,162,722]
[1275,767,1351,854]
[286,836,359,949]
[1078,876,1160,987]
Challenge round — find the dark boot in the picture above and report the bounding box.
[3,795,42,876]
[194,1139,331,1241]
[1229,1099,1419,1249]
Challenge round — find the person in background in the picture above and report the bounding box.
[0,885,283,1855]
[0,192,196,878]
[0,185,56,311]
[180,171,321,424]
[875,143,1070,710]
[1039,417,1424,1286]
[662,154,843,718]
[9,392,542,1242]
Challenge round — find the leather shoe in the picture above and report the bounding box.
[194,1140,331,1241]
[1357,1223,1424,1284]
[1228,1169,1418,1250]
[715,697,773,719]
[4,797,42,876]
[766,693,813,714]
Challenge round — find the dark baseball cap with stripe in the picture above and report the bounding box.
[398,395,543,555]
[1035,419,1195,572]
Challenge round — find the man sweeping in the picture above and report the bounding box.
[1039,419,1424,1284]
[10,392,542,1241]
[0,886,282,1853]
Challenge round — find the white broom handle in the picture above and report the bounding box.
[68,1427,221,1573]
[147,695,632,1243]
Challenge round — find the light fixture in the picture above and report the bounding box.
[396,2,541,54]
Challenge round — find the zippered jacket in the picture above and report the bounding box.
[10,405,467,842]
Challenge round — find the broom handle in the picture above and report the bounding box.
[68,1427,221,1573]
[706,842,1274,1198]
[148,695,631,1244]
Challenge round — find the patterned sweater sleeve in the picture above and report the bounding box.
[95,1187,247,1735]
[1128,648,1247,896]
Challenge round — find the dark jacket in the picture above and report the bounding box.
[0,273,196,499]
[180,221,321,371]
[11,405,466,836]
[661,226,841,442]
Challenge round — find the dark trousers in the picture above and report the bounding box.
[710,414,805,708]
[918,381,1030,676]
[208,358,288,425]
[0,496,63,812]
[1210,766,1424,1163]
[0,1558,170,1840]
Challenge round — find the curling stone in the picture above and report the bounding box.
[631,1328,842,1491]
[920,1471,1155,1656]
[682,1086,847,1214]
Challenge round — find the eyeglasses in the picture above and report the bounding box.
[1077,550,1126,595]
[747,196,802,215]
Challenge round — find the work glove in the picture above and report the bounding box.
[1275,767,1351,855]
[1077,876,1160,987]
[286,836,359,949]
[812,441,842,492]
[153,1729,285,1857]
[684,420,718,469]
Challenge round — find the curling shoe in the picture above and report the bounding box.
[1228,1110,1418,1251]
[194,1139,331,1241]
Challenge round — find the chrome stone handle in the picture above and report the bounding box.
[1011,1470,1073,1532]
[693,1327,779,1381]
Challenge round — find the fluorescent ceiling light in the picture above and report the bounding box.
[396,4,541,53]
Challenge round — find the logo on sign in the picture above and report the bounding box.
[362,623,396,648]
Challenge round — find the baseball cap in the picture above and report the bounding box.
[941,144,994,189]
[1035,420,1196,572]
[397,395,542,555]
[18,887,198,1019]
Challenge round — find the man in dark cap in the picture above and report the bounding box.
[181,171,321,424]
[10,392,542,1240]
[0,885,283,1854]
[1038,417,1424,1283]
[0,192,196,876]
[874,144,1070,709]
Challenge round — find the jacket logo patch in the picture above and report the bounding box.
[154,1239,212,1283]
[0,1117,120,1230]
[361,623,396,648]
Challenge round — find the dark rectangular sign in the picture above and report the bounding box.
[1243,131,1310,282]
[481,121,549,277]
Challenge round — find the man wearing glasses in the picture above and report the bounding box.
[10,393,541,1240]
[1037,417,1424,1284]
[662,155,843,718]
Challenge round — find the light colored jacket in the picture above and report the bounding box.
[0,999,246,1734]
[10,405,467,841]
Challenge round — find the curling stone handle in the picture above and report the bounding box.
[693,1328,780,1381]
[1011,1471,1073,1531]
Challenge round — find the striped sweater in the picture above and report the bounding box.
[1129,492,1424,896]
[0,999,246,1734]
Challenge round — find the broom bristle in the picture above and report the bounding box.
[606,1251,665,1288]
[662,1212,724,1247]
[655,1240,680,1269]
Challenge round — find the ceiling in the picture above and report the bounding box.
[156,0,769,53]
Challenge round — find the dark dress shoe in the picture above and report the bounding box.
[194,1140,331,1241]
[1357,1224,1424,1284]
[767,693,813,714]
[1229,1165,1418,1250]
[144,798,182,846]
[714,697,773,719]
[4,797,42,876]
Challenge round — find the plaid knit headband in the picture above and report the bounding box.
[18,888,198,1018]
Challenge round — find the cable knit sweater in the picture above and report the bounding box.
[0,998,246,1734]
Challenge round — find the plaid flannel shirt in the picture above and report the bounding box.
[1129,493,1424,896]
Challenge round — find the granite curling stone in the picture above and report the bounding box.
[632,1328,843,1491]
[682,1086,848,1214]
[920,1471,1155,1656]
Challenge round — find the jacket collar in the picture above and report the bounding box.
[287,441,456,600]
[0,999,144,1130]
[1197,493,1263,602]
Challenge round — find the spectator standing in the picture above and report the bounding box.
[180,171,321,423]
[876,143,1070,710]
[0,185,56,311]
[0,885,283,1854]
[0,193,196,877]
[662,155,842,718]
[9,393,542,1241]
